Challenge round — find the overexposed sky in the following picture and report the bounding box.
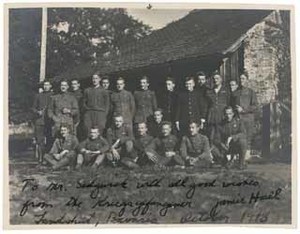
[127,8,191,30]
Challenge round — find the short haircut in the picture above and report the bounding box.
[196,71,206,77]
[91,126,100,131]
[113,114,123,119]
[184,76,195,82]
[71,79,79,83]
[43,80,52,85]
[102,76,110,81]
[229,79,238,84]
[154,108,163,114]
[60,80,69,85]
[188,120,200,126]
[161,121,172,127]
[116,77,125,82]
[60,123,71,130]
[137,122,147,128]
[240,72,249,79]
[140,75,149,83]
[224,105,234,112]
[212,71,221,77]
[166,76,175,83]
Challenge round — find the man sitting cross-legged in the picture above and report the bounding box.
[147,121,185,168]
[75,126,109,170]
[105,115,134,167]
[180,121,212,168]
[44,124,79,170]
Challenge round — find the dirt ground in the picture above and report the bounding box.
[8,138,292,225]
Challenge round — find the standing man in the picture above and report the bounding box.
[176,76,207,136]
[236,73,258,158]
[101,76,111,91]
[82,73,110,136]
[133,76,157,124]
[196,71,209,98]
[110,77,135,131]
[101,76,113,129]
[158,77,178,125]
[206,72,229,139]
[48,80,79,137]
[32,80,53,162]
[70,79,83,138]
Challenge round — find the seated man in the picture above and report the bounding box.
[211,106,247,169]
[147,121,184,167]
[148,108,164,137]
[44,124,78,170]
[76,126,109,170]
[105,115,134,167]
[180,121,212,168]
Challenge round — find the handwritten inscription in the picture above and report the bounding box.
[17,176,283,225]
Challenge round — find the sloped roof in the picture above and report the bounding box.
[56,9,272,80]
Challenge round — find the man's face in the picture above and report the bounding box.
[154,111,163,123]
[229,80,239,92]
[60,82,69,93]
[137,123,147,136]
[90,128,100,140]
[166,80,175,91]
[114,117,124,128]
[102,79,110,90]
[225,108,234,122]
[240,74,248,87]
[116,80,125,91]
[213,75,222,86]
[161,124,172,137]
[60,127,69,138]
[71,80,80,91]
[92,75,101,86]
[189,123,199,136]
[198,75,206,86]
[43,82,52,92]
[140,79,149,90]
[185,79,195,91]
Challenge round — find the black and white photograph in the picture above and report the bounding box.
[4,2,295,228]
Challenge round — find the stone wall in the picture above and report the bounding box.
[243,11,282,105]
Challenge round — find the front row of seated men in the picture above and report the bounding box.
[43,105,247,171]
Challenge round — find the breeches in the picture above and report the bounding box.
[84,110,107,135]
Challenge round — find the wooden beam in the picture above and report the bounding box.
[39,7,47,82]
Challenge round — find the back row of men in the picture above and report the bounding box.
[32,71,258,170]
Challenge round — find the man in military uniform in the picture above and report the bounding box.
[196,71,209,98]
[147,121,184,167]
[176,76,207,136]
[82,73,110,136]
[180,121,212,168]
[101,76,111,91]
[44,124,79,170]
[76,126,109,170]
[236,73,258,158]
[105,115,134,167]
[133,76,157,124]
[48,80,79,137]
[122,122,154,168]
[148,108,164,137]
[110,77,135,132]
[206,72,229,140]
[32,80,53,162]
[70,79,83,138]
[158,77,178,125]
[211,106,247,169]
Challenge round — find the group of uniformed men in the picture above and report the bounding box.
[32,71,257,171]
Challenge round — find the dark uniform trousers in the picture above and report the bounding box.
[133,90,157,123]
[78,137,109,166]
[83,87,110,136]
[176,90,207,136]
[32,91,53,154]
[180,133,211,168]
[111,90,135,132]
[47,93,79,138]
[206,86,229,141]
[71,89,83,139]
[211,118,247,167]
[147,134,184,166]
[44,134,78,169]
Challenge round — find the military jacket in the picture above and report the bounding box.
[106,124,134,145]
[78,137,109,153]
[158,90,178,122]
[180,133,210,158]
[111,90,135,123]
[133,134,154,153]
[32,91,53,125]
[83,86,110,114]
[147,134,178,154]
[133,89,157,123]
[49,134,78,154]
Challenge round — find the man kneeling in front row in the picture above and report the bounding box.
[76,126,109,170]
[44,124,78,170]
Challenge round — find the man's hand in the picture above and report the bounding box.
[189,157,198,165]
[236,105,244,113]
[62,108,71,114]
[165,151,175,158]
[111,148,120,160]
[147,152,157,163]
[200,118,205,129]
[37,110,44,116]
[175,121,180,131]
[226,137,232,148]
